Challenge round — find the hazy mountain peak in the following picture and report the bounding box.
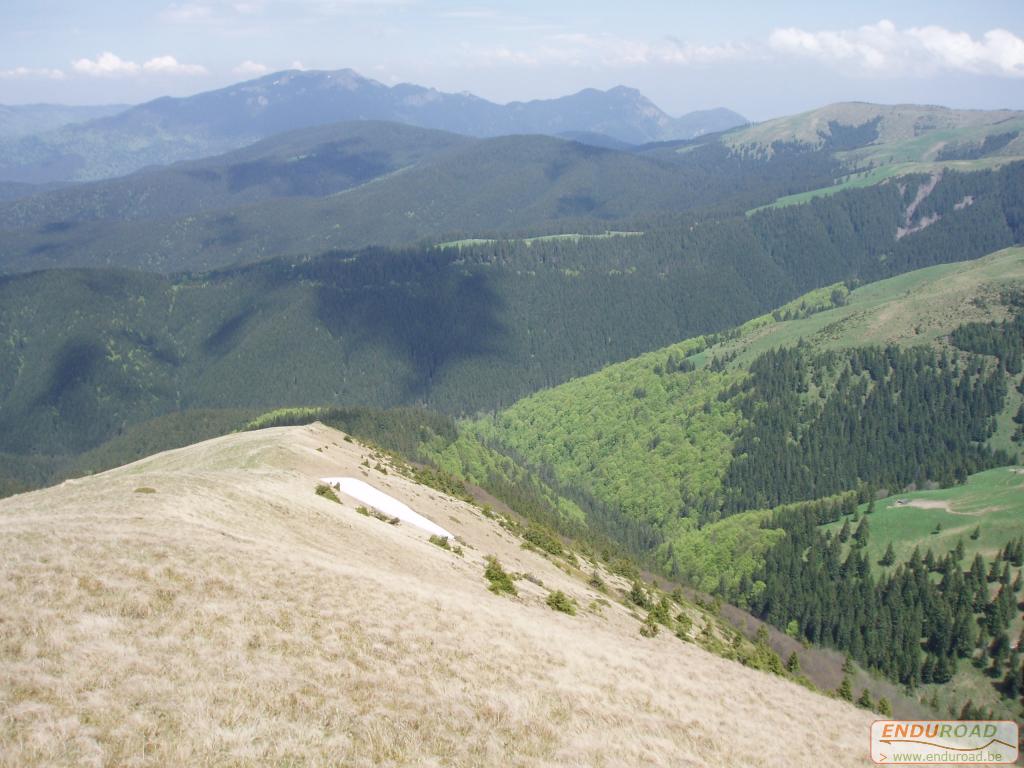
[0,69,746,183]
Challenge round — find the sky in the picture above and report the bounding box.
[1,0,1023,120]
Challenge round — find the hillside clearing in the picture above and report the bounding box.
[435,230,644,249]
[824,466,1024,570]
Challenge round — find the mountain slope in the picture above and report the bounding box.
[466,247,1024,538]
[436,249,1024,717]
[712,102,1024,211]
[0,422,873,767]
[0,70,745,183]
[0,164,1020,480]
[0,103,128,139]
[6,127,1021,276]
[0,121,472,230]
[0,133,752,272]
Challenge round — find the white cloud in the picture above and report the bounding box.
[72,52,141,77]
[71,52,206,77]
[909,26,1024,76]
[143,55,208,75]
[0,66,65,80]
[233,59,269,75]
[290,60,308,70]
[769,20,1024,78]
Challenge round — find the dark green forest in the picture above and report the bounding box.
[0,123,862,274]
[2,161,1023,495]
[745,496,1023,699]
[721,344,1012,516]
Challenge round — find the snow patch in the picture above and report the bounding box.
[321,476,453,539]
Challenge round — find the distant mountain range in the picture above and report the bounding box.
[3,101,1022,275]
[0,127,720,273]
[0,103,128,139]
[0,69,746,184]
[0,121,472,233]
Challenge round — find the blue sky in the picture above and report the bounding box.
[2,1,1022,120]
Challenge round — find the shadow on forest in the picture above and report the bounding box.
[309,249,508,401]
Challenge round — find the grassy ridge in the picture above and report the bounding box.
[712,247,1024,366]
[724,103,1023,159]
[435,230,643,249]
[733,105,1024,213]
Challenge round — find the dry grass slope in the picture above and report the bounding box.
[0,423,875,767]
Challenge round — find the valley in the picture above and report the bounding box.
[2,23,1024,763]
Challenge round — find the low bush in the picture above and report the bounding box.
[546,590,578,615]
[640,615,660,637]
[522,523,563,555]
[484,556,517,596]
[315,483,340,503]
[356,505,400,525]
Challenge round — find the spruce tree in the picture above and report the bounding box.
[786,651,801,675]
[932,653,953,684]
[924,548,936,572]
[838,519,851,543]
[879,542,896,567]
[837,675,853,702]
[854,518,870,547]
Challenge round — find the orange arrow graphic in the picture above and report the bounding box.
[879,737,1016,752]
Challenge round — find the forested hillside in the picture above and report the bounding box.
[465,249,1022,546]
[2,167,1022,490]
[3,103,1021,276]
[437,249,1024,716]
[0,129,851,274]
[0,121,472,229]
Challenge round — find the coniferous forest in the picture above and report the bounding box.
[746,496,1024,700]
[722,344,1012,515]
